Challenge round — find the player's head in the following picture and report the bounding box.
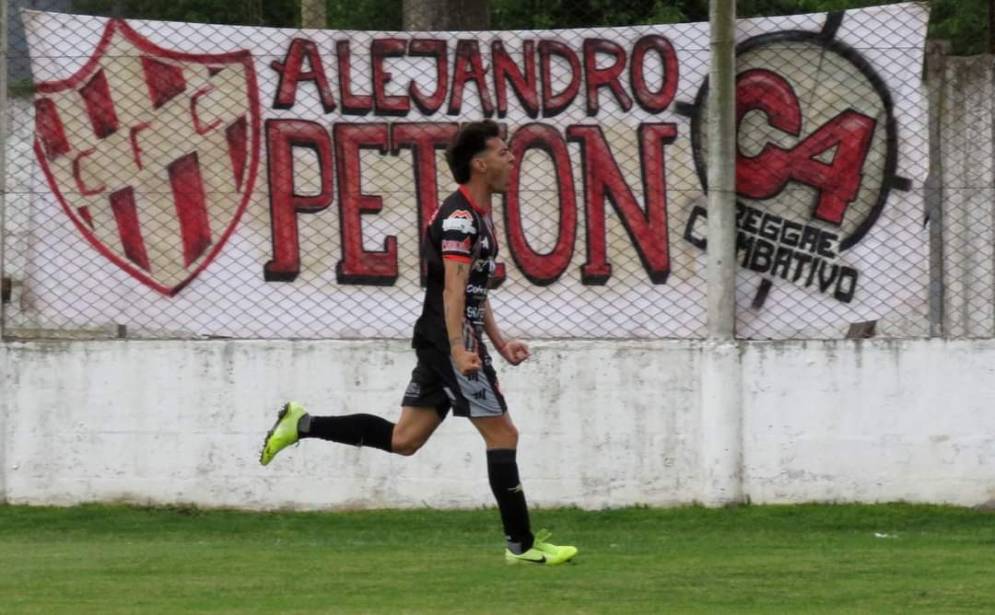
[446,120,514,193]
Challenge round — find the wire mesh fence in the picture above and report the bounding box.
[0,1,956,341]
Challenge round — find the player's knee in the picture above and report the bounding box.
[488,423,518,449]
[391,434,424,456]
[505,424,519,448]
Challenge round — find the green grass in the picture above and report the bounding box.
[1,503,993,614]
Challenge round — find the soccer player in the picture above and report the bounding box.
[260,120,578,566]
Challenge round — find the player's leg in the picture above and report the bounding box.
[260,348,448,465]
[303,403,443,449]
[449,345,535,554]
[459,346,577,565]
[471,412,578,565]
[470,412,530,550]
[390,406,443,456]
[259,402,443,465]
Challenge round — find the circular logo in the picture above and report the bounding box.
[689,29,900,251]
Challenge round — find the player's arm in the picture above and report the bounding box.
[483,298,530,366]
[444,258,481,375]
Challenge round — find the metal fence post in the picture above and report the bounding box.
[0,0,9,342]
[0,0,9,503]
[925,41,949,338]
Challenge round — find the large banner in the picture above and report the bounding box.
[14,4,929,339]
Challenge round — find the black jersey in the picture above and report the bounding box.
[412,187,498,352]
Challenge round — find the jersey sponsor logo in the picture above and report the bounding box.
[443,210,476,234]
[473,259,496,274]
[472,389,488,401]
[442,238,472,254]
[465,305,485,321]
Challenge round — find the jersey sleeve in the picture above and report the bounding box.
[439,206,478,264]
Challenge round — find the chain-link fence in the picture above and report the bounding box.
[0,0,973,341]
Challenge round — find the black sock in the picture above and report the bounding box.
[487,448,533,553]
[299,414,394,452]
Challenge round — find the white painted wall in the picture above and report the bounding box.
[0,339,702,509]
[742,339,995,506]
[2,339,994,509]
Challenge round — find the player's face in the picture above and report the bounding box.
[480,137,515,193]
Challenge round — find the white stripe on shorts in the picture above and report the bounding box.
[450,358,503,417]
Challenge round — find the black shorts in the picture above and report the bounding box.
[401,343,508,419]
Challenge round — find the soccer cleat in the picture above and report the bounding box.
[505,529,578,566]
[259,402,307,466]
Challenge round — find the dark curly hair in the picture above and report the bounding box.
[445,120,500,184]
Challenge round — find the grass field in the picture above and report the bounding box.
[1,503,993,614]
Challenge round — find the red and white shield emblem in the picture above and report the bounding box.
[33,19,261,295]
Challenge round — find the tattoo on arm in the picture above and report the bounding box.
[444,260,471,352]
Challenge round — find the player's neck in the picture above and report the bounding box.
[459,182,492,214]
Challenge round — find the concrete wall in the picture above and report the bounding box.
[931,50,995,337]
[2,339,993,509]
[742,340,995,505]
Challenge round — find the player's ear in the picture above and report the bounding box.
[471,156,486,175]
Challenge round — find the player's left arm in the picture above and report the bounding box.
[483,298,530,365]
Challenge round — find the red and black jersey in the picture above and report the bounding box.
[412,186,498,352]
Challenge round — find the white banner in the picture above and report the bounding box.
[13,4,929,338]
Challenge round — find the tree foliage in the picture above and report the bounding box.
[492,0,984,55]
[71,0,298,27]
[68,0,987,55]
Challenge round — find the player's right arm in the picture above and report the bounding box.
[439,205,481,376]
[444,258,480,375]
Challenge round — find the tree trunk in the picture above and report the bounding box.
[300,0,327,28]
[403,0,489,31]
[989,0,995,54]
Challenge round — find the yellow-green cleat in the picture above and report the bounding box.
[505,529,578,566]
[259,402,308,466]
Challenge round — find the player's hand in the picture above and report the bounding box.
[499,340,530,365]
[452,347,482,376]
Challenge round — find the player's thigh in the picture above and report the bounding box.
[393,405,443,451]
[470,413,519,449]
